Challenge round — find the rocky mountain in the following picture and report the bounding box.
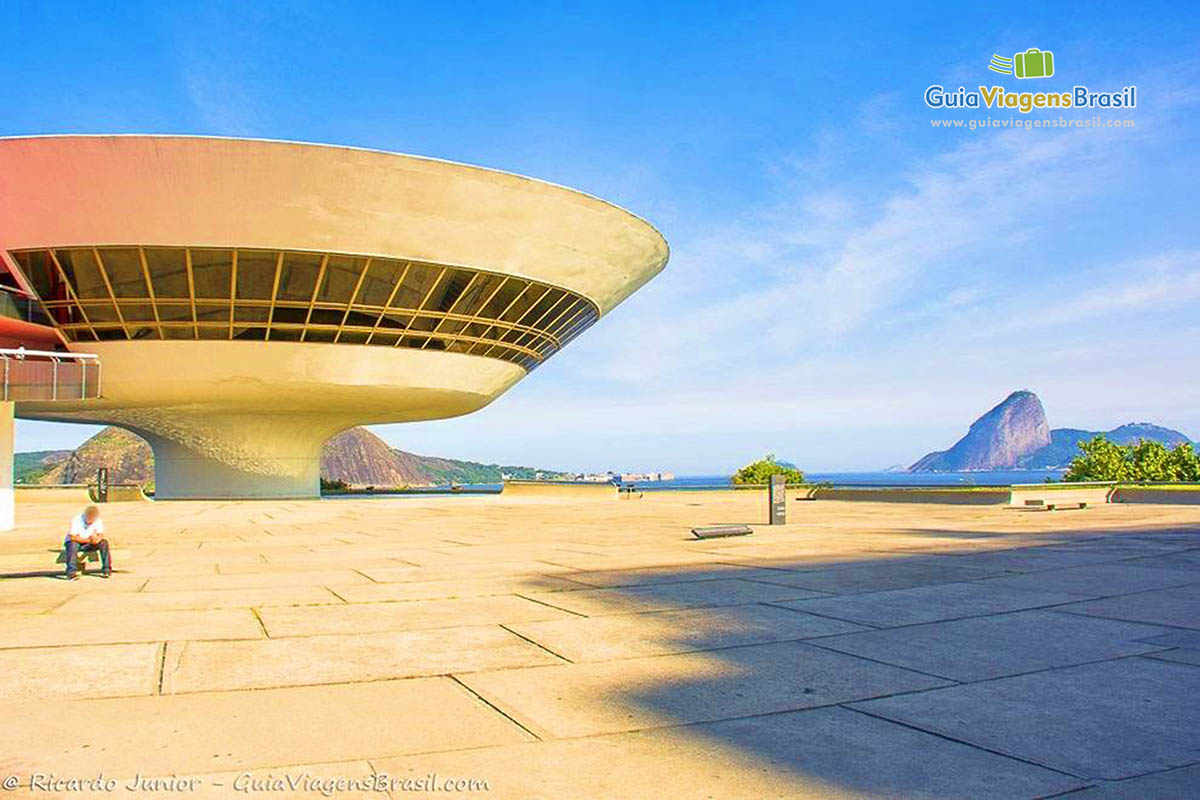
[38,427,153,485]
[319,427,429,486]
[23,425,569,489]
[318,427,572,486]
[910,391,1051,471]
[911,391,1195,472]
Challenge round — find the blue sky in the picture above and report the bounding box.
[5,1,1199,473]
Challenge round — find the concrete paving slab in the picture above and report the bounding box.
[1123,550,1200,571]
[851,658,1200,780]
[214,557,393,574]
[523,578,826,617]
[0,608,262,648]
[1053,587,1200,630]
[0,677,531,778]
[358,560,578,583]
[1050,536,1189,550]
[326,574,584,603]
[977,563,1197,599]
[1137,631,1200,666]
[690,544,874,563]
[52,585,343,614]
[459,640,950,737]
[812,609,1170,681]
[933,547,1136,572]
[373,705,1084,799]
[0,642,160,703]
[1144,648,1200,666]
[1159,581,1200,599]
[0,595,70,614]
[1060,540,1195,557]
[1123,531,1200,544]
[139,570,371,592]
[558,563,778,588]
[1133,629,1200,648]
[0,574,144,595]
[774,581,1086,627]
[4,557,208,578]
[506,604,868,662]
[256,594,575,637]
[748,561,1003,594]
[113,561,223,576]
[1058,764,1200,798]
[163,624,563,692]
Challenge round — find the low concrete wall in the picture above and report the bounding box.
[1112,487,1200,504]
[502,480,617,499]
[16,484,151,504]
[15,486,93,504]
[88,485,152,503]
[810,487,1010,505]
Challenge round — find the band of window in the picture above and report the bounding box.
[9,247,600,370]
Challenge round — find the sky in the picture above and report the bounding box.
[3,1,1199,474]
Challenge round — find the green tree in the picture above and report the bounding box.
[1063,435,1132,482]
[1064,435,1200,482]
[731,454,805,485]
[1130,440,1173,482]
[1165,442,1200,482]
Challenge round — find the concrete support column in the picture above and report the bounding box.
[0,401,13,530]
[145,435,322,499]
[122,413,346,500]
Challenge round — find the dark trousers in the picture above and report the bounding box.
[64,539,111,575]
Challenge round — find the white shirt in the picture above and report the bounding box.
[66,513,104,543]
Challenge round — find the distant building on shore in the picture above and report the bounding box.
[559,470,676,483]
[618,471,675,483]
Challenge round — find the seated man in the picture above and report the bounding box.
[63,504,111,580]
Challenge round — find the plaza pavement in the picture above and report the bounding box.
[1,491,1198,798]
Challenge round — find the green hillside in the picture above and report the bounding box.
[13,450,71,484]
[414,456,571,485]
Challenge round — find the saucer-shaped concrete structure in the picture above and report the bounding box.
[0,135,668,498]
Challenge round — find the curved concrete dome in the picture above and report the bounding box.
[1,136,668,499]
[0,135,668,313]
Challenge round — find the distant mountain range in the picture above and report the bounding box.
[910,391,1195,472]
[15,426,571,488]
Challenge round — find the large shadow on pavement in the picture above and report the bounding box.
[502,518,1200,797]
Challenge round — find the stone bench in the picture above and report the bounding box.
[691,525,753,539]
[1009,484,1115,511]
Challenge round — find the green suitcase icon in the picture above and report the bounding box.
[1014,48,1054,79]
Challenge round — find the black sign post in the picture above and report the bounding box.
[769,474,786,525]
[96,468,109,504]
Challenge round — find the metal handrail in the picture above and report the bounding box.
[0,347,101,401]
[0,347,99,360]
